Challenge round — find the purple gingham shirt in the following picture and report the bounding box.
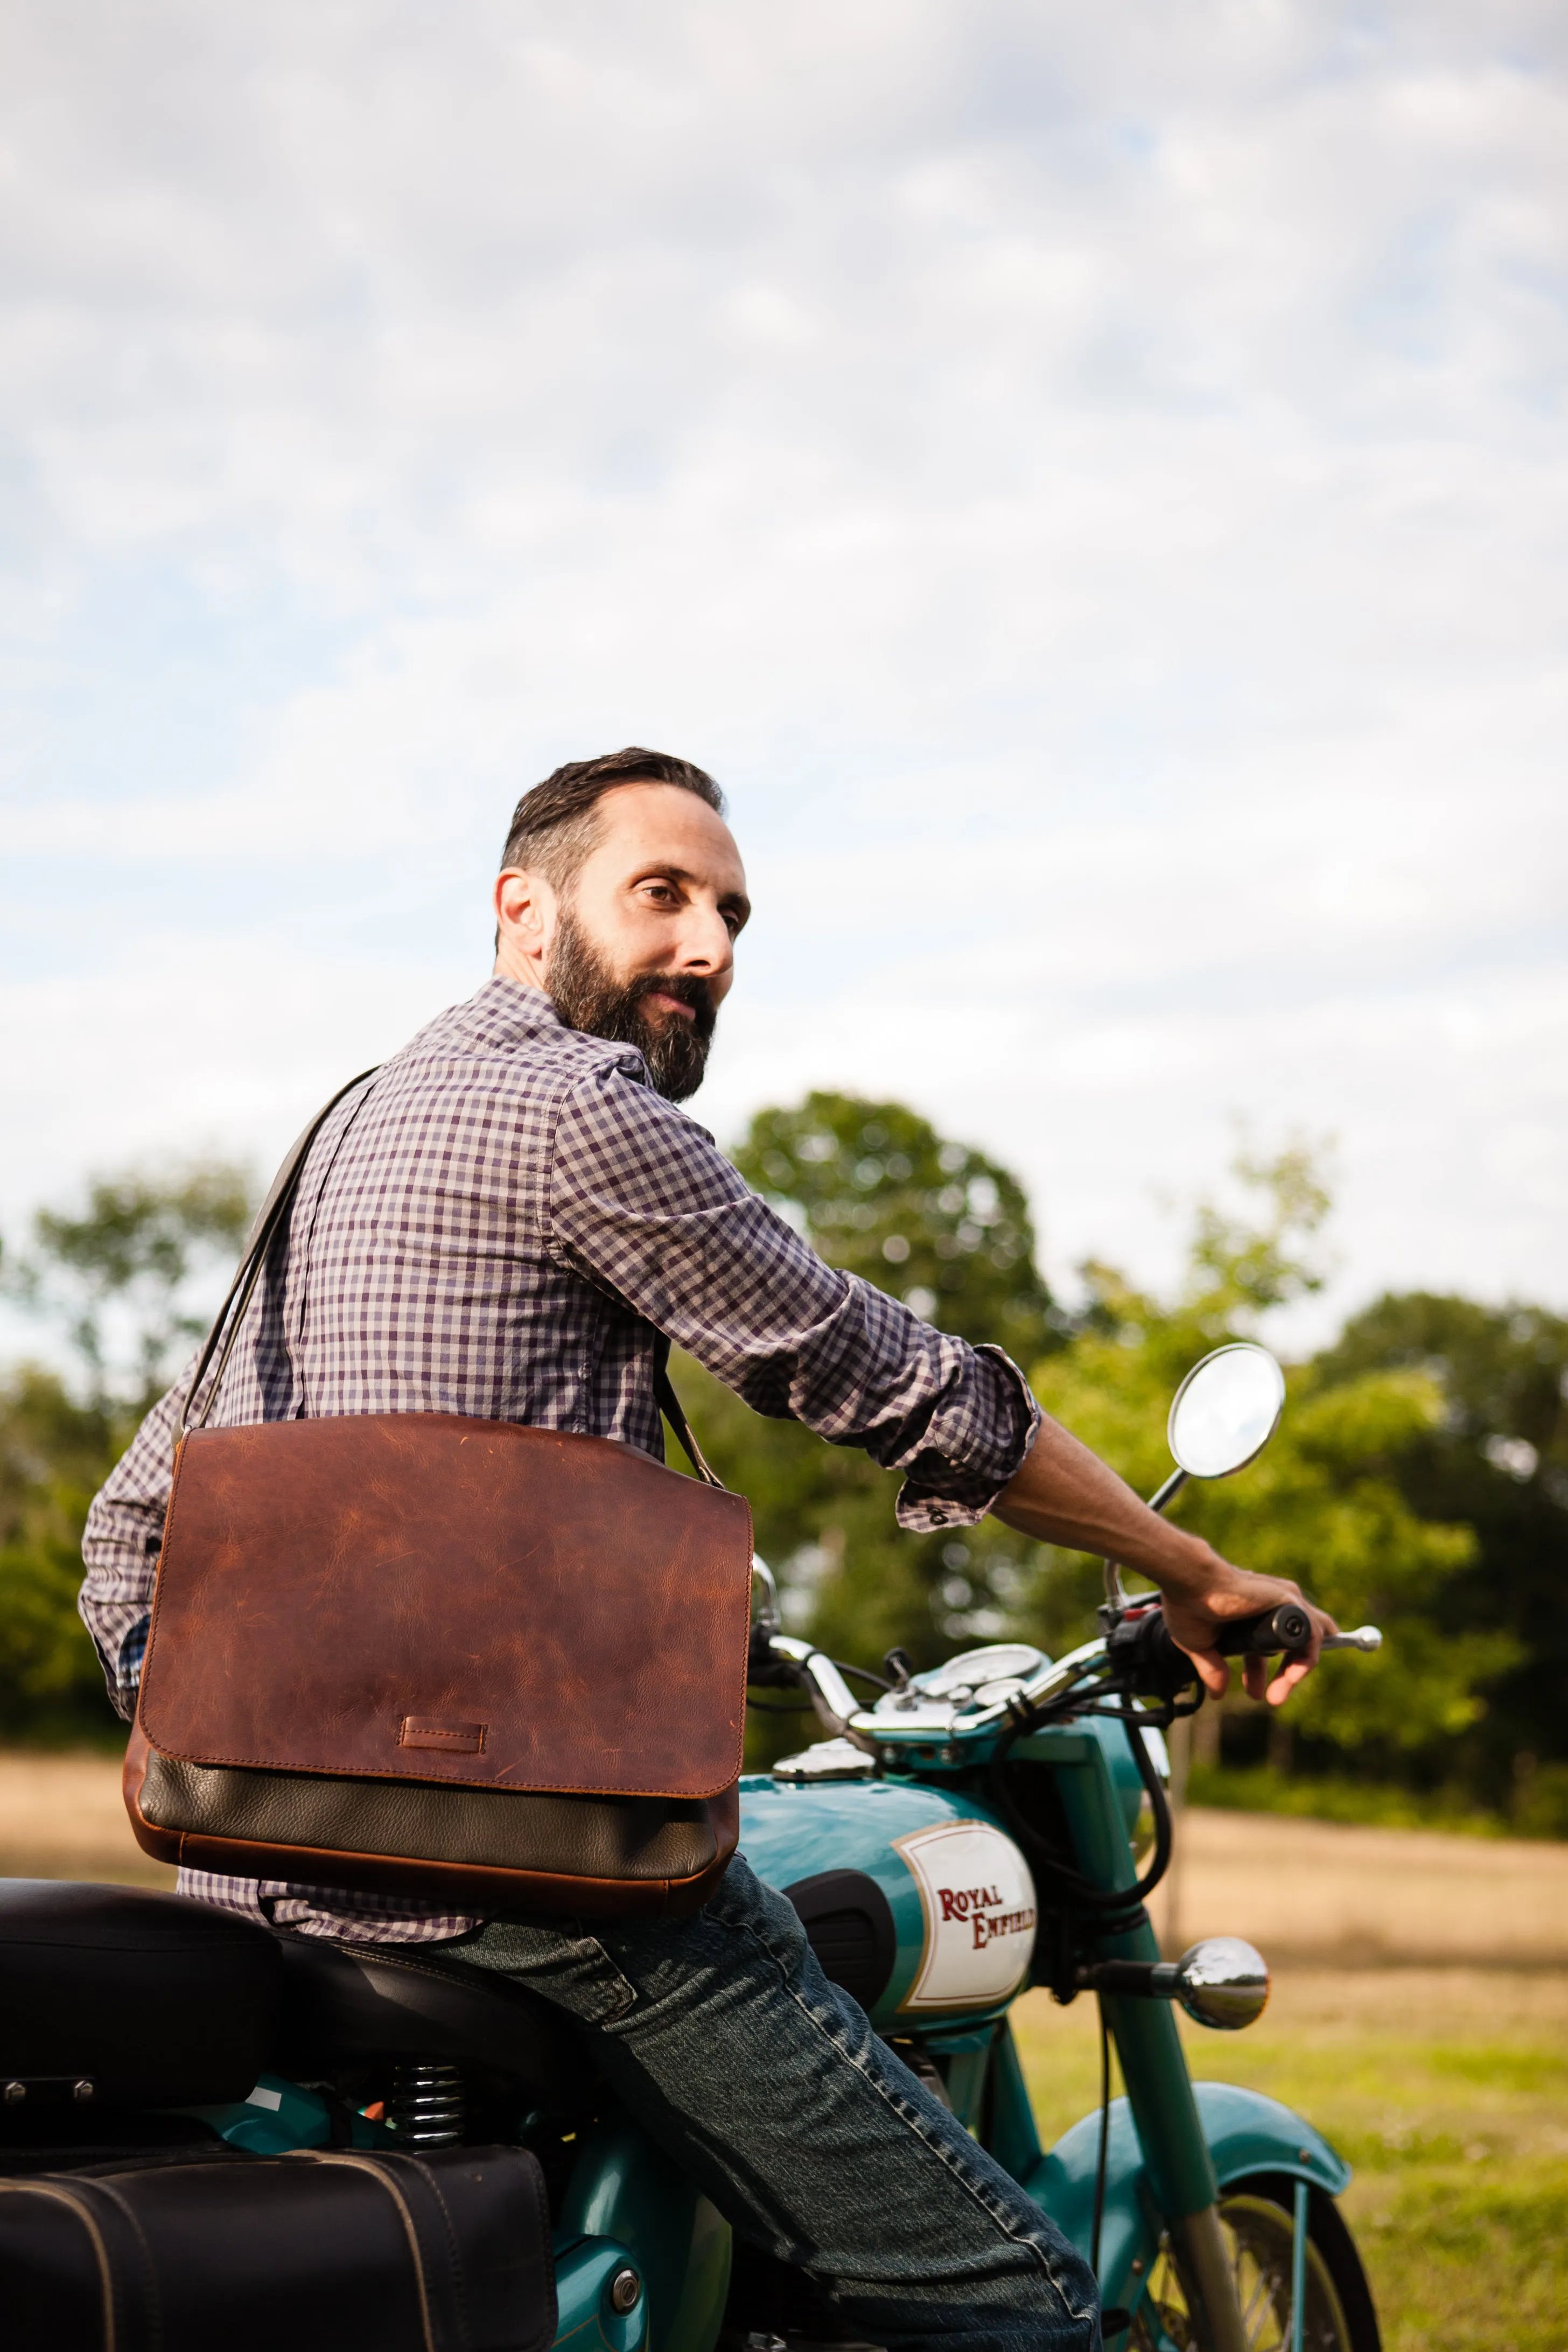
[80,977,1040,1943]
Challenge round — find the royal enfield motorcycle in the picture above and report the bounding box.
[2,1343,1383,2352]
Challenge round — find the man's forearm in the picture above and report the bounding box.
[990,1411,1217,1593]
[992,1408,1336,1706]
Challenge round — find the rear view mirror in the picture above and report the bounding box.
[1167,1343,1285,1480]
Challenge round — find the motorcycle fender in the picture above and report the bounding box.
[1025,2084,1349,2304]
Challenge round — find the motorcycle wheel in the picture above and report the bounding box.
[1126,2172,1380,2352]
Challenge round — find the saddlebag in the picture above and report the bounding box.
[0,2141,555,2352]
[124,1071,754,1921]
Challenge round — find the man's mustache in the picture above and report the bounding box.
[631,972,716,1038]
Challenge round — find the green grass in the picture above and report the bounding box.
[1012,1965,1568,2352]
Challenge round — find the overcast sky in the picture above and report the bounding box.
[3,0,1565,1352]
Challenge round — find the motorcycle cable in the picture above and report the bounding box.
[1091,1999,1113,2278]
[984,1700,1177,1917]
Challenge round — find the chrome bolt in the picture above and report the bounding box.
[608,2267,641,2315]
[2,2082,24,2105]
[73,2080,95,2103]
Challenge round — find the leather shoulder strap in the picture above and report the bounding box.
[176,1068,380,1441]
[653,1333,725,1490]
[175,1065,725,1491]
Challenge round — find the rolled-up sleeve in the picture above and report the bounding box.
[79,1363,190,1719]
[548,1068,1040,1530]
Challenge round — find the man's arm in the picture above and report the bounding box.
[549,1066,1330,1705]
[992,1413,1336,1705]
[78,1367,188,1720]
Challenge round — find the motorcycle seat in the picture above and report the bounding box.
[270,1935,589,2111]
[0,1879,282,2109]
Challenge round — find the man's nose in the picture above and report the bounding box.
[676,900,736,978]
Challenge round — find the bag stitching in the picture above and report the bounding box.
[407,2159,472,2352]
[75,2174,166,2352]
[291,2153,437,2352]
[0,2179,119,2352]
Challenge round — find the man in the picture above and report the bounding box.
[82,746,1331,2352]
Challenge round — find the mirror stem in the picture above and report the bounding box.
[1105,1468,1189,1609]
[1147,1467,1188,1517]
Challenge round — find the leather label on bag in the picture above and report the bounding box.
[400,1717,487,1753]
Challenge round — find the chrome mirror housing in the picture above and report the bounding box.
[1167,1345,1286,1481]
[1171,1936,1270,2031]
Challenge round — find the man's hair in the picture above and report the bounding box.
[500,748,725,890]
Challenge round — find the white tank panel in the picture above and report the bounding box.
[892,1819,1038,2011]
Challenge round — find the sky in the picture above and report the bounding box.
[3,0,1566,1358]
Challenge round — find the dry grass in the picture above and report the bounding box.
[0,1748,174,1888]
[1151,1802,1568,1965]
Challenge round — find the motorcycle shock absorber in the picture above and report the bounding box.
[388,2059,466,2147]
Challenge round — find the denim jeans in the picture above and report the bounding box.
[440,1857,1100,2352]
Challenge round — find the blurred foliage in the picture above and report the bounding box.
[685,1089,1065,1765]
[732,1091,1060,1368]
[0,1367,123,1741]
[1,1115,1564,1840]
[1314,1293,1568,1828]
[3,1161,253,1411]
[1021,1151,1505,1772]
[694,1115,1533,1811]
[0,1160,256,1740]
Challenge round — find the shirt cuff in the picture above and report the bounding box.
[893,1345,1041,1533]
[116,1616,150,1706]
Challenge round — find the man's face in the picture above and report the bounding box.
[493,783,750,1101]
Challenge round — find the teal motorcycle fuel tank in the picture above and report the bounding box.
[738,1774,1039,2032]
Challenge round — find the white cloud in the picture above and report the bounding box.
[1,0,1565,1348]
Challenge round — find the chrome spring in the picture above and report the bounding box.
[388,2060,465,2147]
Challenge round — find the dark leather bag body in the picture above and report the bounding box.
[0,2143,555,2352]
[124,1074,753,1919]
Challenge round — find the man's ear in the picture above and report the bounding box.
[494,866,558,988]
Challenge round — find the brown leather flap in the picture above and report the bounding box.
[139,1416,753,1801]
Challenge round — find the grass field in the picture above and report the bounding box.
[1014,1966,1568,2352]
[5,1751,1567,2347]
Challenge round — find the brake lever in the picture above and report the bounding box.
[1321,1626,1382,1652]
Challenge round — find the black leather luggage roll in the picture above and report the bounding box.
[0,2142,555,2352]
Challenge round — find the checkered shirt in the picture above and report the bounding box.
[80,977,1039,1943]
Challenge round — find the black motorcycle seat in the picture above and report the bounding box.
[0,1879,282,2109]
[270,1936,589,2112]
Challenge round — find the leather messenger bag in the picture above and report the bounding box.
[124,1073,755,1919]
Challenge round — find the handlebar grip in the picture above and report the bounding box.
[1215,1601,1313,1657]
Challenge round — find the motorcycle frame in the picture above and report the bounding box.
[184,1709,1348,2352]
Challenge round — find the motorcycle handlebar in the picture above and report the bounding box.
[1112,1599,1382,1700]
[1214,1601,1314,1656]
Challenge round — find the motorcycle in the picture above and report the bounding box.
[2,1343,1384,2352]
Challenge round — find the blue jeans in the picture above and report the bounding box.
[442,1858,1100,2352]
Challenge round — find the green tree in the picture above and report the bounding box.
[675,1094,1060,1759]
[1315,1293,1568,1828]
[0,1367,122,1740]
[0,1159,256,1740]
[5,1161,253,1411]
[732,1092,1058,1368]
[1022,1154,1509,1784]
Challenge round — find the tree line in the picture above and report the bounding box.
[2,1098,1565,1838]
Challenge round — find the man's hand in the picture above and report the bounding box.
[1155,1556,1334,1706]
[992,1411,1338,1706]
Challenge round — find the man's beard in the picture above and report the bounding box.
[544,909,717,1102]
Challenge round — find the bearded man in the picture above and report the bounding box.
[82,745,1329,2352]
